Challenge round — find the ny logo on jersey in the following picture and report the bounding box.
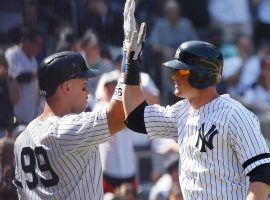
[195,123,218,152]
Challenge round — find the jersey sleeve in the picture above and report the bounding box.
[144,104,179,141]
[55,107,111,153]
[228,108,270,175]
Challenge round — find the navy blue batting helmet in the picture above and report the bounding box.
[38,51,98,97]
[163,41,223,89]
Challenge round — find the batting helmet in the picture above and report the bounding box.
[38,51,98,97]
[163,40,223,89]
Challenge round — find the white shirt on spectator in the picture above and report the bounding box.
[99,125,137,178]
[140,72,160,96]
[149,173,172,200]
[95,70,158,178]
[223,55,261,95]
[5,45,40,124]
[243,85,270,110]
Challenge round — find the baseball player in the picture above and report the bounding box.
[13,51,125,200]
[122,2,270,198]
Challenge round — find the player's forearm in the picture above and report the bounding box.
[123,26,146,117]
[123,85,145,116]
[107,99,125,135]
[246,182,270,200]
[142,90,160,105]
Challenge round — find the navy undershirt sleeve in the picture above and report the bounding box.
[124,100,148,134]
[247,163,270,185]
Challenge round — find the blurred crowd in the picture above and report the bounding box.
[1,0,270,199]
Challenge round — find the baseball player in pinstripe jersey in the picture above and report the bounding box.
[13,50,126,200]
[13,1,139,199]
[122,2,270,198]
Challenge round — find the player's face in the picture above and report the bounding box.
[171,69,196,98]
[67,78,89,113]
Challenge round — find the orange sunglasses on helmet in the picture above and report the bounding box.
[173,69,190,75]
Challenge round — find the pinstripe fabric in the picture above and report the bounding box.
[14,107,110,200]
[145,94,270,200]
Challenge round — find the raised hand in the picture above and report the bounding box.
[127,22,147,61]
[123,0,137,52]
[124,23,147,86]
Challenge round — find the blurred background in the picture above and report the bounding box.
[1,0,270,199]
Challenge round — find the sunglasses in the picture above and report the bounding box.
[173,69,190,75]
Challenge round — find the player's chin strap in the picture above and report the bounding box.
[124,23,146,85]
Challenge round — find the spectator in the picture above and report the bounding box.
[241,55,270,145]
[0,137,15,185]
[134,0,163,28]
[208,0,253,43]
[253,0,270,47]
[168,184,183,200]
[104,192,115,200]
[0,137,17,200]
[95,64,160,193]
[5,28,43,125]
[113,183,137,200]
[0,50,19,138]
[222,34,261,97]
[81,29,114,103]
[149,0,198,104]
[150,138,178,183]
[0,183,17,200]
[0,0,23,44]
[178,0,210,39]
[242,55,270,113]
[77,0,123,47]
[105,0,125,15]
[149,0,198,55]
[94,70,138,193]
[109,54,160,105]
[21,0,49,61]
[56,26,81,53]
[35,0,73,36]
[149,156,180,200]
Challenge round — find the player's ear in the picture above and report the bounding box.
[60,81,70,95]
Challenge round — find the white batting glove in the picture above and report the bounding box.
[123,0,136,52]
[124,23,147,85]
[128,22,147,61]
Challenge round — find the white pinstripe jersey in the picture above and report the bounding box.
[145,94,270,200]
[14,107,110,200]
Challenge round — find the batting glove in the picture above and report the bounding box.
[124,23,147,85]
[123,0,136,52]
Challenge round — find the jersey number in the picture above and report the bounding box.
[21,146,59,189]
[114,87,122,97]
